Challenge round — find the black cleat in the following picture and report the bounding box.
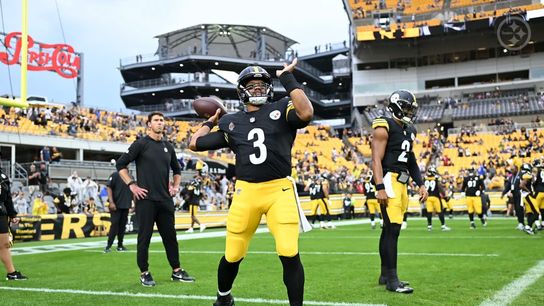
[379,275,409,286]
[386,284,414,294]
[213,293,235,306]
[116,246,128,252]
[6,271,27,281]
[140,272,156,287]
[103,247,111,253]
[171,269,195,282]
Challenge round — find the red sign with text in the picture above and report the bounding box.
[0,32,80,79]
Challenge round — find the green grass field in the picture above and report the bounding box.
[1,217,543,306]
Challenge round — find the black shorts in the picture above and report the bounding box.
[0,215,9,234]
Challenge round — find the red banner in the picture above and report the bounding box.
[0,32,80,79]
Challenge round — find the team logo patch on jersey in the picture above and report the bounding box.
[164,148,168,153]
[250,117,255,123]
[269,110,281,120]
[229,122,235,131]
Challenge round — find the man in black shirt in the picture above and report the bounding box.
[116,112,194,287]
[104,168,134,253]
[0,168,27,280]
[189,59,313,306]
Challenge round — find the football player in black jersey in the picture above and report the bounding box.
[531,157,544,230]
[520,163,538,234]
[371,89,428,294]
[423,167,450,231]
[461,167,487,229]
[363,170,381,229]
[189,59,312,306]
[185,177,206,233]
[304,175,334,229]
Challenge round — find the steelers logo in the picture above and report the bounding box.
[497,16,531,51]
[390,93,400,103]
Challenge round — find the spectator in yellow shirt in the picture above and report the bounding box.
[32,194,48,215]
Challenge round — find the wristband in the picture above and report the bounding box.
[279,71,301,94]
[127,180,136,186]
[376,183,385,191]
[201,121,214,129]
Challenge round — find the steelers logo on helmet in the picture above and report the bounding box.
[427,166,438,176]
[386,89,418,125]
[237,66,274,106]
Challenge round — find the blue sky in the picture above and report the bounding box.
[0,0,349,112]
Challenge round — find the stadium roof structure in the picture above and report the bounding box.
[155,24,297,61]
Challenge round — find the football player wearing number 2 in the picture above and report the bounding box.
[189,58,313,306]
[371,90,428,294]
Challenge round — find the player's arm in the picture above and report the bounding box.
[116,140,148,200]
[323,181,330,198]
[276,58,313,123]
[189,109,228,151]
[408,152,427,201]
[371,126,388,205]
[461,178,467,192]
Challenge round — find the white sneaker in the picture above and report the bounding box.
[516,223,524,231]
[320,221,326,229]
[427,225,432,231]
[401,222,408,230]
[327,221,336,229]
[186,227,194,233]
[199,224,206,232]
[441,225,451,231]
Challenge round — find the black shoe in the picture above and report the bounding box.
[171,269,195,282]
[116,246,128,252]
[378,275,409,286]
[6,271,28,281]
[213,293,235,306]
[104,247,112,253]
[386,283,414,294]
[140,272,156,287]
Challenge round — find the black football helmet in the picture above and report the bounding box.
[521,163,532,174]
[427,166,438,176]
[237,66,274,105]
[387,90,418,124]
[532,157,543,169]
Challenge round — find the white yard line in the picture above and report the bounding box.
[480,260,544,306]
[84,249,498,257]
[0,286,384,306]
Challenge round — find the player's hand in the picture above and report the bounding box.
[130,184,148,200]
[276,58,298,77]
[10,217,20,225]
[169,184,179,197]
[419,185,428,202]
[376,189,388,206]
[206,109,221,127]
[108,203,117,212]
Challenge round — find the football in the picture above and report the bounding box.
[192,96,228,119]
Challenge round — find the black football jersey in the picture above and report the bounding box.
[424,176,441,197]
[462,174,484,196]
[372,116,417,173]
[217,98,308,182]
[187,182,202,205]
[364,180,376,199]
[308,182,326,200]
[534,168,544,192]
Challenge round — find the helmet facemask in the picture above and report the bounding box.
[239,80,273,106]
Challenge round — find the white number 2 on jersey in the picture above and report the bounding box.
[248,128,267,165]
[398,140,411,163]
